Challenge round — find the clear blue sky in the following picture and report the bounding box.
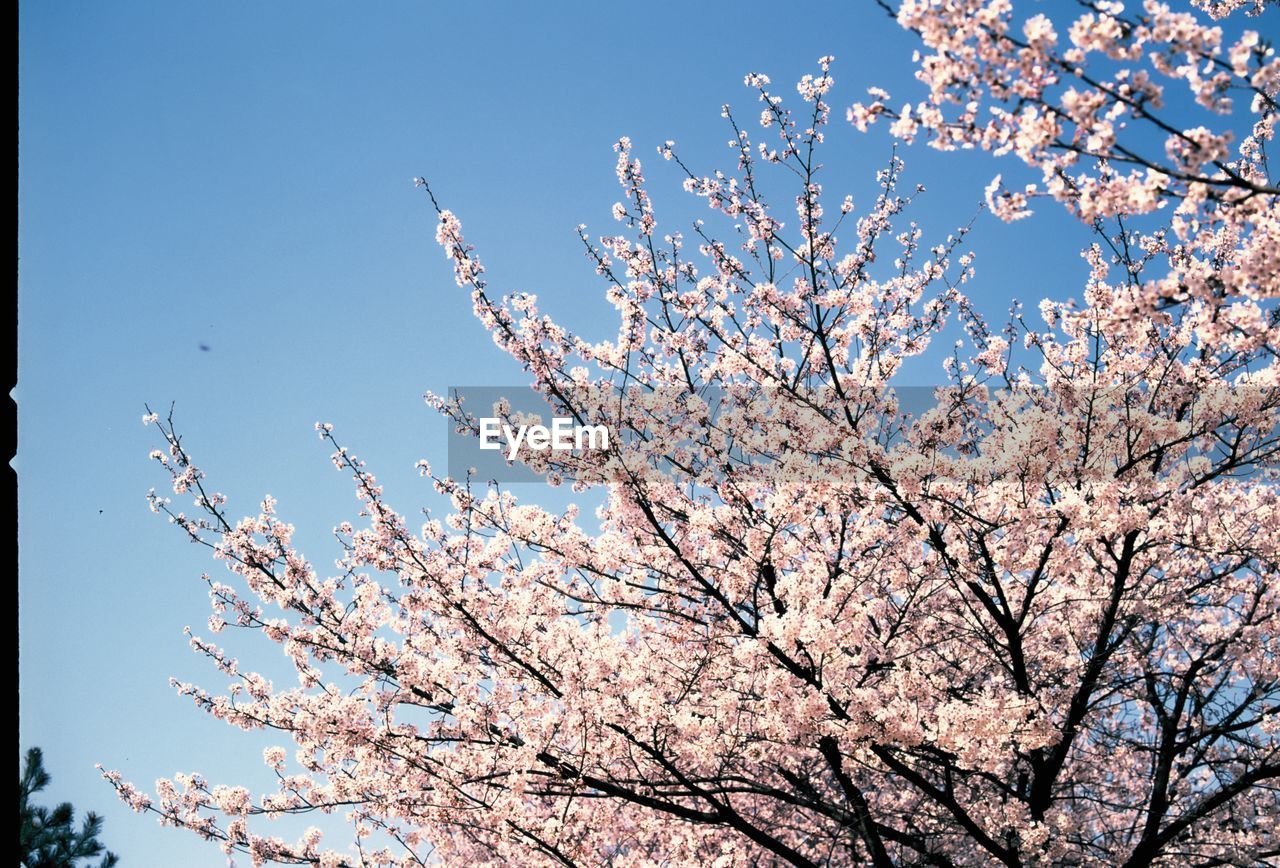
[19,2,1091,862]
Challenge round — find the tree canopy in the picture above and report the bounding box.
[104,1,1277,864]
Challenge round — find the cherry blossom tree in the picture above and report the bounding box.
[105,2,1278,864]
[852,0,1279,347]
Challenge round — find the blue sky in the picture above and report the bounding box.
[19,1,1093,862]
